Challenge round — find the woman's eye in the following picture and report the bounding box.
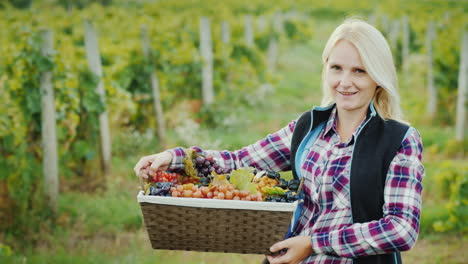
[355,68,366,74]
[331,65,341,70]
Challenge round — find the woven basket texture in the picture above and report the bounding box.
[140,202,293,254]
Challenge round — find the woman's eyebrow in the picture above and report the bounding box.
[328,61,364,69]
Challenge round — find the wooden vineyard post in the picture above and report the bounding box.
[389,19,400,53]
[425,21,437,118]
[273,12,285,36]
[245,15,254,47]
[267,35,279,74]
[140,25,166,148]
[221,21,230,44]
[402,15,410,73]
[221,20,231,91]
[381,14,390,36]
[200,17,214,106]
[83,20,112,177]
[40,29,59,213]
[456,29,468,142]
[257,16,267,32]
[368,13,376,26]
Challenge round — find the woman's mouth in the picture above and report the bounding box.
[339,91,357,96]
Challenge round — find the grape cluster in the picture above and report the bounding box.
[286,179,300,192]
[265,191,299,203]
[148,182,173,196]
[193,154,229,186]
[151,171,178,184]
[170,183,262,201]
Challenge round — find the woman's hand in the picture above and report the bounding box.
[266,236,313,264]
[134,151,173,179]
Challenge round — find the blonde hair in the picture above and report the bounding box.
[320,18,406,123]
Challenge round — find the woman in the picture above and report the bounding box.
[134,18,424,264]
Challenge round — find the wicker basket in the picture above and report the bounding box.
[137,191,297,254]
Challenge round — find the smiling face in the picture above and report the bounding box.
[326,40,378,117]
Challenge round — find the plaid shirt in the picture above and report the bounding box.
[168,107,424,263]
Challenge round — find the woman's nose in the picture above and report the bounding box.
[339,72,353,87]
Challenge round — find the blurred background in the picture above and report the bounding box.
[0,0,466,263]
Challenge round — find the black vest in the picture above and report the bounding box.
[290,107,409,264]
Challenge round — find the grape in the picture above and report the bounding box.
[206,154,214,162]
[288,179,300,192]
[277,179,288,189]
[200,177,209,186]
[266,171,281,179]
[213,163,219,169]
[218,185,227,193]
[204,160,210,167]
[196,156,205,164]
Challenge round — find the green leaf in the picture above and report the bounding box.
[263,186,286,196]
[229,167,257,194]
[182,148,198,178]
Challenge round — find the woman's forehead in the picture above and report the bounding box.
[327,40,364,67]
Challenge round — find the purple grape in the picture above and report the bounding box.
[209,166,215,172]
[196,156,205,164]
[202,167,209,174]
[204,160,210,167]
[213,163,219,169]
[216,167,224,174]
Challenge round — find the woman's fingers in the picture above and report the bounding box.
[134,156,153,178]
[134,152,173,179]
[270,240,289,253]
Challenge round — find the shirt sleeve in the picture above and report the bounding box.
[310,127,425,258]
[166,120,297,173]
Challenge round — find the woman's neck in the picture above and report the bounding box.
[336,108,368,143]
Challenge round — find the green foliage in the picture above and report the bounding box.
[59,189,142,235]
[0,243,13,257]
[376,0,467,124]
[0,31,56,238]
[8,0,32,9]
[432,160,468,233]
[56,0,113,10]
[419,204,449,235]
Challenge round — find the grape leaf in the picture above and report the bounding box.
[144,182,152,195]
[182,148,199,179]
[210,172,230,187]
[230,167,258,194]
[262,186,286,196]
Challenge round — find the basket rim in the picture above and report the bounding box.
[137,191,298,212]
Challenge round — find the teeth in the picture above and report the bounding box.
[341,92,356,95]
